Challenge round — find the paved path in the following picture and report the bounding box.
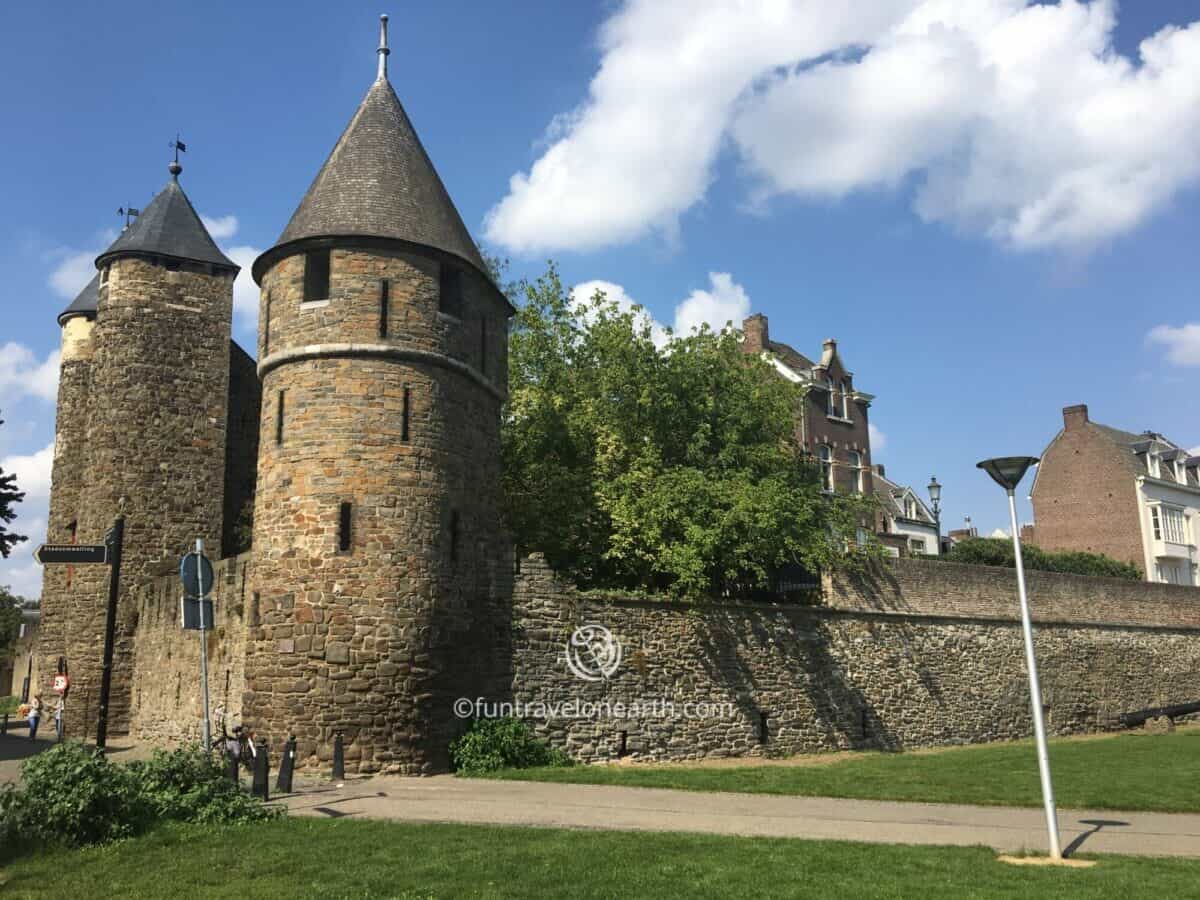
[283,775,1200,859]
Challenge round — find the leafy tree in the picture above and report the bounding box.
[0,412,27,558]
[0,584,22,661]
[503,264,878,599]
[937,537,1141,580]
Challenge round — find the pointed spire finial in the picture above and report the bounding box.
[377,14,390,81]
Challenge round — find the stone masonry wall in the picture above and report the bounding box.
[54,256,234,737]
[128,553,252,745]
[36,321,95,721]
[508,556,1200,763]
[244,245,512,775]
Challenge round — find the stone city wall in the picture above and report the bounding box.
[120,553,1200,766]
[127,552,252,745]
[508,556,1200,763]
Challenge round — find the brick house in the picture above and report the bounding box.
[1030,403,1199,585]
[741,314,940,555]
[742,314,873,496]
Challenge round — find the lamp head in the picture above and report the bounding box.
[927,476,941,505]
[976,456,1039,492]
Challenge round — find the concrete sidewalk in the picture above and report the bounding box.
[283,775,1200,859]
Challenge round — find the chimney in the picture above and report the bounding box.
[1062,404,1089,430]
[873,463,885,477]
[742,314,769,353]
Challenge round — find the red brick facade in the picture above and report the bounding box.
[1030,404,1145,568]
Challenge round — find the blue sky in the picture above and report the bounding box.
[2,1,1198,598]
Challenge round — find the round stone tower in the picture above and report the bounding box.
[37,276,99,705]
[42,160,239,735]
[244,17,514,774]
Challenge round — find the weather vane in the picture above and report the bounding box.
[169,134,187,177]
[117,206,141,228]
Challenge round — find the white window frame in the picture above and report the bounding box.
[825,378,837,416]
[841,379,852,419]
[847,450,863,493]
[818,444,834,493]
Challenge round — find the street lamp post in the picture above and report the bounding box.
[977,456,1061,860]
[927,476,942,554]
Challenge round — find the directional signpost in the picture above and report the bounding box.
[180,539,215,753]
[33,516,124,750]
[34,543,108,565]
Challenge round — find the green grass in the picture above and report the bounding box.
[2,819,1200,899]
[486,730,1200,813]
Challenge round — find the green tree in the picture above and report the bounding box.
[0,412,27,559]
[0,585,23,662]
[503,264,878,599]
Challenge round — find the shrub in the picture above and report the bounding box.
[936,537,1142,580]
[450,717,573,776]
[0,741,278,862]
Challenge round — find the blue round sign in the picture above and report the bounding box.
[179,551,214,598]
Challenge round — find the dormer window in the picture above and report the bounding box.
[825,378,837,416]
[904,496,917,519]
[439,263,463,318]
[1147,454,1160,479]
[303,249,331,301]
[841,379,852,418]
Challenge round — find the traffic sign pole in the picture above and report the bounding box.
[95,516,124,752]
[196,538,212,754]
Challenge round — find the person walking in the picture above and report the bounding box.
[27,694,43,741]
[53,697,65,741]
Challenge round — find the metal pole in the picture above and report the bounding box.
[95,515,124,751]
[1006,489,1061,859]
[197,538,212,754]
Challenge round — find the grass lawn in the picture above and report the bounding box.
[486,730,1200,813]
[3,819,1200,899]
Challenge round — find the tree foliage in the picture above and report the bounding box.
[937,537,1142,580]
[0,412,27,559]
[502,264,878,599]
[0,585,23,661]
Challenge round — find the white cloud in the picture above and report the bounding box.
[48,249,99,299]
[1147,323,1200,366]
[868,423,887,453]
[672,272,750,336]
[3,443,54,502]
[486,0,1200,254]
[571,271,752,347]
[0,344,60,404]
[226,245,264,336]
[0,441,54,600]
[201,214,239,241]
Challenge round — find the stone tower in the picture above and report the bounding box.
[244,17,514,774]
[39,160,239,735]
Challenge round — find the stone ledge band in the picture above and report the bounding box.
[257,342,506,402]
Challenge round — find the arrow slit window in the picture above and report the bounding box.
[401,386,411,442]
[379,280,390,338]
[439,264,463,319]
[339,502,353,553]
[303,249,330,302]
[275,390,285,445]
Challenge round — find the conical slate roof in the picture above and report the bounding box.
[57,272,99,325]
[270,76,488,277]
[95,174,237,272]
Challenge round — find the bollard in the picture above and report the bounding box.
[276,735,297,794]
[251,739,270,801]
[332,731,345,781]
